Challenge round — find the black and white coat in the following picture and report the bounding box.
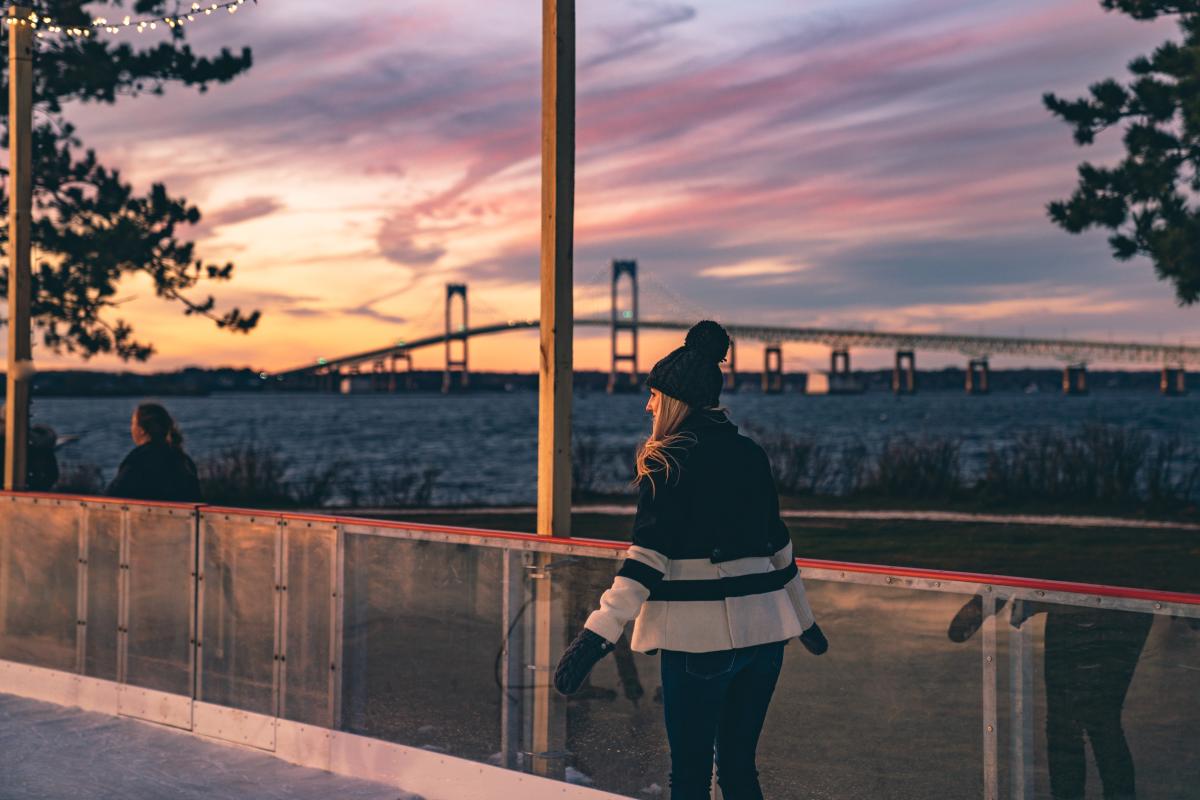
[585,409,816,653]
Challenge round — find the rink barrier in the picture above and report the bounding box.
[0,491,1197,800]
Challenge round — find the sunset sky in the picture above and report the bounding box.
[51,0,1196,373]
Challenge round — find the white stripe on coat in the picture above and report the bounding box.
[584,541,818,653]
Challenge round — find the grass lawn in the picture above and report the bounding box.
[372,510,1200,595]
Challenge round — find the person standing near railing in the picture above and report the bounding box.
[105,402,202,502]
[554,320,827,800]
[0,406,60,491]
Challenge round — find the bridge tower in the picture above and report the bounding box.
[1062,362,1088,395]
[892,350,916,394]
[762,343,783,393]
[443,283,469,393]
[966,358,990,395]
[1161,365,1186,396]
[608,260,639,393]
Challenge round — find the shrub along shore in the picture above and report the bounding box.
[576,422,1200,520]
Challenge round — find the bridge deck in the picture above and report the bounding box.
[278,317,1200,377]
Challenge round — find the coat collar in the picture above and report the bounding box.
[678,407,737,434]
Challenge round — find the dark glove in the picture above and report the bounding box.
[554,629,615,696]
[798,622,828,655]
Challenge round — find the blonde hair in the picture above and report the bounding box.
[634,391,697,495]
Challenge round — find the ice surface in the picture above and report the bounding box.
[0,693,421,800]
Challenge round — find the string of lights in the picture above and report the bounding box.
[2,0,257,38]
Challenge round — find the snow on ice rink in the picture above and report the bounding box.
[0,693,419,799]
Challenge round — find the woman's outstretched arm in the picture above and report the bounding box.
[584,475,676,642]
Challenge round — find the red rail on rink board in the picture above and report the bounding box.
[4,491,1199,607]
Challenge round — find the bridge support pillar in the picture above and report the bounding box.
[830,348,850,376]
[371,360,386,393]
[342,365,361,395]
[1161,365,1186,396]
[389,352,414,392]
[723,338,737,391]
[763,344,783,394]
[1062,363,1088,395]
[966,358,990,395]
[608,259,639,393]
[443,283,469,393]
[892,350,916,394]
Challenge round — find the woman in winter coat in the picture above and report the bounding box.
[555,320,827,800]
[106,403,202,502]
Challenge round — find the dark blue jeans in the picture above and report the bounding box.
[660,640,786,800]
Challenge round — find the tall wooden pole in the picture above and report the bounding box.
[530,0,574,781]
[4,7,33,492]
[536,0,574,539]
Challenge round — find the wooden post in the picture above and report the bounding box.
[536,0,574,539]
[4,7,33,492]
[531,0,574,782]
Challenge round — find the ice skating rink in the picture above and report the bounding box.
[0,694,418,800]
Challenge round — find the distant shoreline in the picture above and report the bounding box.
[11,365,1196,396]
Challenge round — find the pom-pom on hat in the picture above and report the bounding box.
[645,320,730,408]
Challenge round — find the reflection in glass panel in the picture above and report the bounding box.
[551,559,988,799]
[761,581,984,799]
[199,515,277,715]
[341,532,502,764]
[125,508,194,695]
[548,554,666,793]
[0,501,79,671]
[1003,599,1200,799]
[282,522,335,726]
[83,506,121,681]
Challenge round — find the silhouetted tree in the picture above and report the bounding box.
[0,1,260,361]
[1046,0,1200,304]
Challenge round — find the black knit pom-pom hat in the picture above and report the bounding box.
[645,320,731,408]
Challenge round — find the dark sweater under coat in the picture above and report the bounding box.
[105,442,203,503]
[630,408,790,564]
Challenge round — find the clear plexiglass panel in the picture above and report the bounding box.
[340,529,503,763]
[199,513,278,715]
[281,520,336,727]
[0,499,80,671]
[999,597,1200,800]
[82,505,121,681]
[125,506,195,695]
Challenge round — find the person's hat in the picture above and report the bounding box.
[645,320,730,408]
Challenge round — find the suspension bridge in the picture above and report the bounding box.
[272,260,1200,396]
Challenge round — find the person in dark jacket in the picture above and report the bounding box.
[555,320,827,800]
[106,403,202,502]
[0,405,60,490]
